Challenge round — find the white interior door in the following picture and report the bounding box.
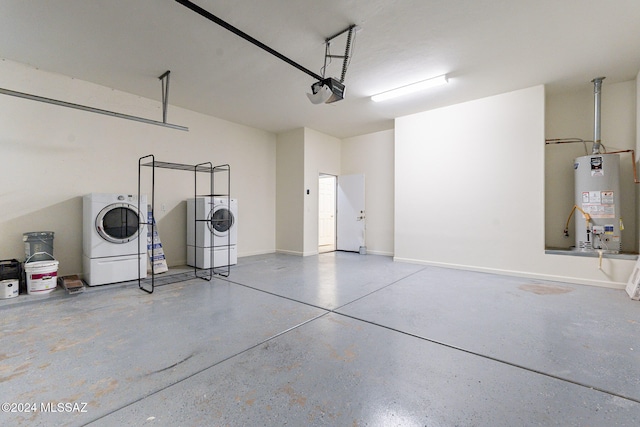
[337,174,365,252]
[318,175,336,251]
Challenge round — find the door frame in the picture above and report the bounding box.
[318,173,337,253]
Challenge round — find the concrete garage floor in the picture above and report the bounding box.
[1,252,639,426]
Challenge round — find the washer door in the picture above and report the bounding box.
[207,204,235,238]
[96,203,144,243]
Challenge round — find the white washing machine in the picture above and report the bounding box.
[187,197,237,269]
[83,193,147,286]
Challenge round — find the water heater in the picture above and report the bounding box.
[573,153,621,253]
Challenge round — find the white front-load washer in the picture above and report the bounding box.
[187,197,237,268]
[83,193,147,286]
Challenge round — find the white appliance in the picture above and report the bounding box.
[573,154,621,252]
[83,193,147,286]
[187,197,237,268]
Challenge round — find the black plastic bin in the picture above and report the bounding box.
[0,259,24,295]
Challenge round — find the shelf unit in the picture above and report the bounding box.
[138,154,231,294]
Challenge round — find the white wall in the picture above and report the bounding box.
[545,80,637,252]
[303,128,341,256]
[0,59,276,276]
[276,127,392,257]
[395,85,635,288]
[637,70,640,246]
[342,129,394,256]
[274,127,342,256]
[275,128,305,255]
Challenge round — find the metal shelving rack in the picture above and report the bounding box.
[138,154,231,294]
[204,163,232,279]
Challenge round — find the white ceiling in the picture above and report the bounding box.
[1,0,640,138]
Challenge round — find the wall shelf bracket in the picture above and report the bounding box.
[159,70,171,124]
[0,72,189,132]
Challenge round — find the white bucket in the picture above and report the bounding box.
[0,279,19,299]
[25,260,59,295]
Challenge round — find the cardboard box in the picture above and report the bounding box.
[58,275,85,294]
[626,260,640,300]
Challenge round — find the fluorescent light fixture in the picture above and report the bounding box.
[371,75,448,102]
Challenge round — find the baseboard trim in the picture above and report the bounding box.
[238,249,277,258]
[366,250,394,256]
[392,257,626,289]
[275,249,304,256]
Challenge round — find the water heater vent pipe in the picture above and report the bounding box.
[592,77,605,154]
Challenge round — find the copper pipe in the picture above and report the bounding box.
[544,139,590,144]
[544,138,589,154]
[606,149,640,184]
